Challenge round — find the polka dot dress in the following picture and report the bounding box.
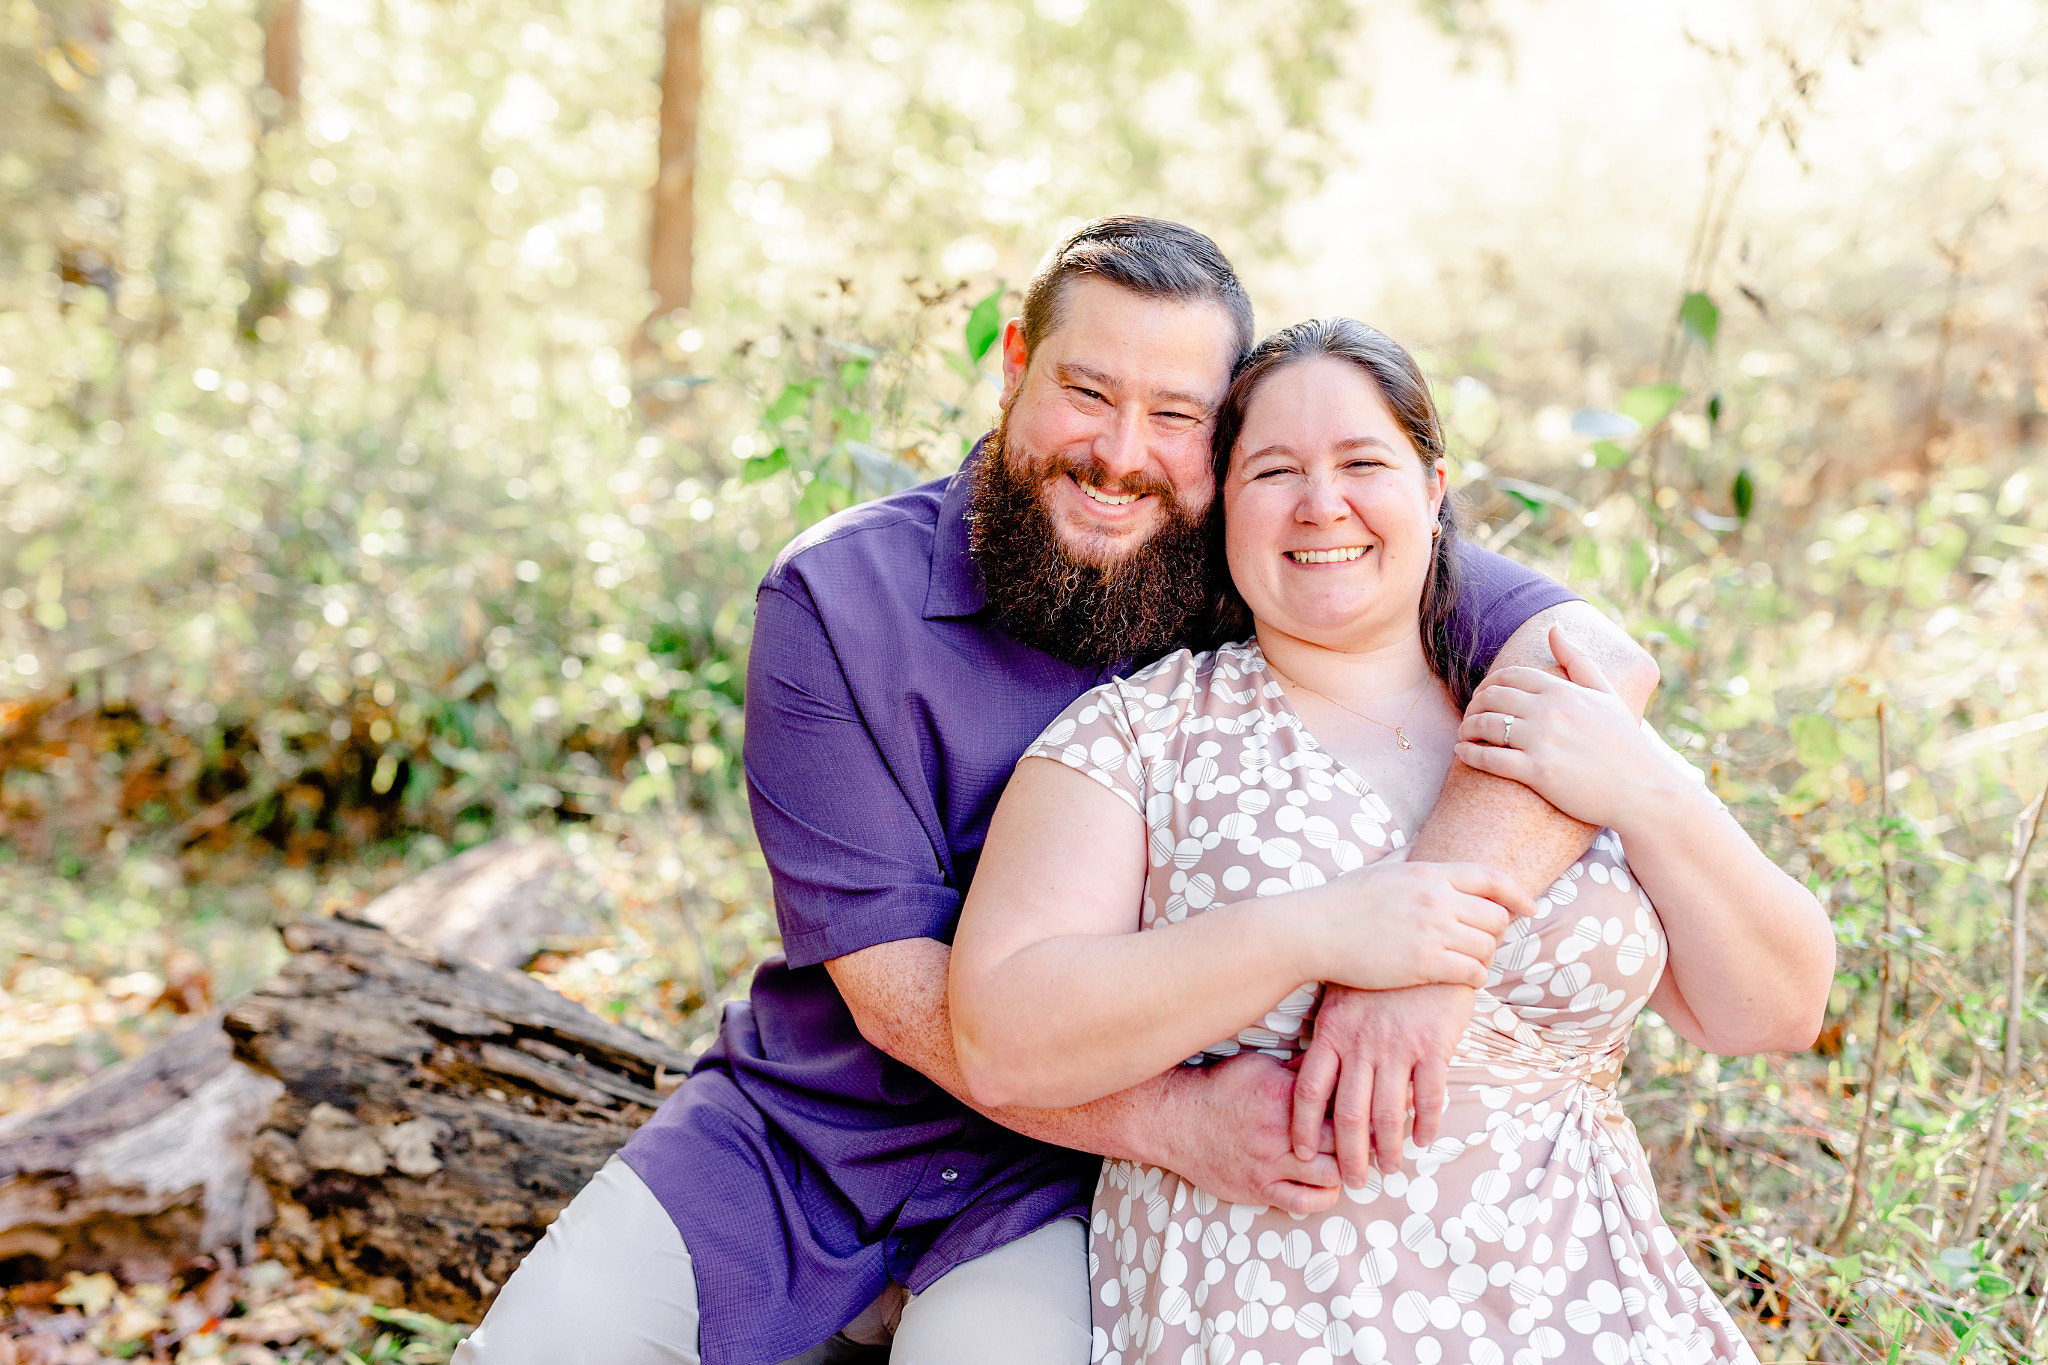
[1022,641,1757,1365]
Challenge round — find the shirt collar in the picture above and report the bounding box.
[924,436,989,620]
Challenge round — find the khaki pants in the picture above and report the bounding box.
[451,1156,1091,1365]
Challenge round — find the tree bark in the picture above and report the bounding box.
[260,0,302,121]
[223,916,694,1324]
[649,0,702,321]
[0,1018,283,1284]
[353,837,590,972]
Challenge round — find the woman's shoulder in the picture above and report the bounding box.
[1029,641,1268,759]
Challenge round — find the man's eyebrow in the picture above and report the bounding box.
[1054,363,1215,415]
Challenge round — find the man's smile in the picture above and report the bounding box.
[1074,477,1144,508]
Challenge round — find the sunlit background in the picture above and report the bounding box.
[3,0,2047,1356]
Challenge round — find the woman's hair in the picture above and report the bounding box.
[1202,317,1482,704]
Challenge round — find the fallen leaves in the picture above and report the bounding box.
[2,1260,466,1365]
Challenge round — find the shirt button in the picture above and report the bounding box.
[940,1167,959,1182]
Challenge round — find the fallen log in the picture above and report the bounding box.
[353,837,591,971]
[224,915,694,1324]
[0,1017,283,1283]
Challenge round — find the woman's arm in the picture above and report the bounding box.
[1454,628,1834,1055]
[948,757,1531,1111]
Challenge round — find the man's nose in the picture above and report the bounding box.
[1092,405,1149,481]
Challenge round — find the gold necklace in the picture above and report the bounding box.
[1265,660,1432,751]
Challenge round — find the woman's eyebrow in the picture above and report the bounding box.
[1243,435,1395,462]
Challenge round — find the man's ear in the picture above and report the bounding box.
[998,319,1029,407]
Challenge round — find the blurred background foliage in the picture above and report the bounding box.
[2,0,2048,1357]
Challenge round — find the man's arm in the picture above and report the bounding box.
[745,575,1341,1213]
[1289,600,1660,1179]
[828,939,1346,1215]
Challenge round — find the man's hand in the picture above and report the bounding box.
[1290,984,1475,1183]
[1150,1053,1344,1215]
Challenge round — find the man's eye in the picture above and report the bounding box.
[1157,411,1197,423]
[1070,386,1107,403]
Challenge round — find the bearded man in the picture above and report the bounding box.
[455,217,1658,1365]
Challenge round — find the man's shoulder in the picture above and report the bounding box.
[761,473,953,599]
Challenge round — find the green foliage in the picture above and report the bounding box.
[964,283,1005,365]
[1618,382,1684,431]
[1679,290,1719,350]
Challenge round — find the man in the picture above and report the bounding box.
[457,217,1657,1365]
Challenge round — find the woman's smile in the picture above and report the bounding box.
[1284,545,1371,565]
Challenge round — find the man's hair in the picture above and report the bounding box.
[1205,317,1479,703]
[1019,216,1256,367]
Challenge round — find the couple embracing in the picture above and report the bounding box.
[458,217,1833,1365]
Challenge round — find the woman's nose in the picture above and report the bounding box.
[1295,474,1349,524]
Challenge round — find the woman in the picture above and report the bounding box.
[949,319,1833,1365]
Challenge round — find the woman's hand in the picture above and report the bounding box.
[1453,626,1694,833]
[1306,860,1534,992]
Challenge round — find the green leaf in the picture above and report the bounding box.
[964,284,1005,363]
[741,448,789,484]
[1618,384,1683,431]
[1626,539,1652,595]
[1791,714,1841,768]
[944,350,978,382]
[1505,489,1543,516]
[1732,467,1755,521]
[838,357,870,390]
[1706,392,1723,425]
[763,381,818,425]
[14,535,58,574]
[834,406,872,443]
[795,476,852,526]
[1831,1254,1863,1281]
[1569,537,1601,582]
[1679,291,1719,350]
[1639,618,1698,648]
[1592,440,1631,470]
[1776,767,1831,817]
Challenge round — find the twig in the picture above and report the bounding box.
[1831,701,1896,1254]
[1959,782,2048,1240]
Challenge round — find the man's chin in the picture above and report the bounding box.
[1047,509,1159,567]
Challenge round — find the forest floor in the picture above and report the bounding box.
[1,820,770,1363]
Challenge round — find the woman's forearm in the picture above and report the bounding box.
[952,891,1324,1111]
[1611,781,1834,1053]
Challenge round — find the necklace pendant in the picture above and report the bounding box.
[1396,728,1412,751]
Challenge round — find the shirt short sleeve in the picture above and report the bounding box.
[1448,543,1580,672]
[1020,649,1201,819]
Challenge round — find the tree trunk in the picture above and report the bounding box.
[0,1018,283,1284]
[223,917,694,1324]
[353,837,591,972]
[648,0,702,321]
[260,0,302,121]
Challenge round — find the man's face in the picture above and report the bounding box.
[966,277,1241,667]
[995,276,1239,567]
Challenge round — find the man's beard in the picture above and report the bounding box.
[965,415,1215,668]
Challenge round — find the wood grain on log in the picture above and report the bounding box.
[354,837,590,971]
[224,916,693,1324]
[0,1018,283,1282]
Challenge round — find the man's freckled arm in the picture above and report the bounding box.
[1408,601,1659,880]
[827,938,1168,1163]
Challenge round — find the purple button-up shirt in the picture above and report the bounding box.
[620,452,1578,1365]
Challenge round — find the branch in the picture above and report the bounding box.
[1959,780,2047,1239]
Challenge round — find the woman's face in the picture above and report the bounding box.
[1223,356,1447,652]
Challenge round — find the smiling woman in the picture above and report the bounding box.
[949,317,1829,1365]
